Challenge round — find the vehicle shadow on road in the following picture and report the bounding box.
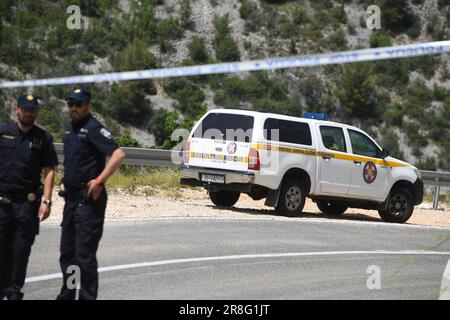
[214,205,383,223]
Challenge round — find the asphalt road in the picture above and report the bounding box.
[23,218,450,300]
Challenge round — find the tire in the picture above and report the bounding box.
[378,188,414,223]
[316,201,348,215]
[275,178,306,216]
[209,190,240,207]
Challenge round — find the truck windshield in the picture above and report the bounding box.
[193,113,254,143]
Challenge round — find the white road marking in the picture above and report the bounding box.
[439,259,450,300]
[40,216,450,231]
[26,250,450,283]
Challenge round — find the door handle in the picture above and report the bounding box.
[353,161,361,165]
[322,155,331,160]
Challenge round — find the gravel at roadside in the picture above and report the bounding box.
[43,187,450,228]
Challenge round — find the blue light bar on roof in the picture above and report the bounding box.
[303,112,329,120]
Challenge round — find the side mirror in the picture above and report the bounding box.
[380,148,390,159]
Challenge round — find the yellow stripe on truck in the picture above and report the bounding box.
[189,152,249,163]
[252,143,411,168]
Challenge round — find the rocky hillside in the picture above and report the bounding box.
[0,0,449,169]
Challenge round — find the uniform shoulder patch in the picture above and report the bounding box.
[100,128,112,139]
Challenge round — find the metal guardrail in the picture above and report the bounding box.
[54,144,449,209]
[420,170,450,187]
[54,143,182,166]
[420,170,450,209]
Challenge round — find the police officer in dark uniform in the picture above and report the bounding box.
[0,94,57,300]
[57,88,125,300]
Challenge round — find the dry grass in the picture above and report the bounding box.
[108,166,181,191]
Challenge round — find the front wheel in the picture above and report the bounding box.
[378,188,414,223]
[275,178,306,217]
[316,201,348,215]
[209,190,240,207]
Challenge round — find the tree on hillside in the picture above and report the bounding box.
[131,0,158,45]
[113,39,157,95]
[213,15,241,62]
[378,0,420,35]
[109,82,153,128]
[335,63,379,119]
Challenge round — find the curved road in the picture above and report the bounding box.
[24,218,450,300]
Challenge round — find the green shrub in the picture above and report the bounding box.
[415,157,438,171]
[378,0,419,35]
[277,17,298,38]
[347,21,356,35]
[380,129,405,160]
[113,39,157,72]
[214,15,241,62]
[323,30,347,51]
[335,63,379,119]
[214,15,231,40]
[0,93,11,124]
[330,5,347,24]
[131,1,158,45]
[426,15,446,41]
[432,85,448,102]
[109,82,153,128]
[239,0,254,19]
[214,72,290,112]
[406,19,421,39]
[373,59,409,87]
[293,7,310,25]
[407,80,433,104]
[298,76,333,114]
[180,0,192,28]
[215,36,241,62]
[369,32,392,48]
[115,135,141,147]
[404,122,428,158]
[407,55,438,80]
[163,78,206,119]
[383,103,404,126]
[188,36,209,64]
[158,17,183,40]
[148,109,180,147]
[112,39,157,95]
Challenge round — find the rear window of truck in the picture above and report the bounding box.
[193,113,254,142]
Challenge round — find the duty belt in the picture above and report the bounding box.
[0,192,39,204]
[63,189,88,201]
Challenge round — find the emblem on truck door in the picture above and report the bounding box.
[227,142,237,154]
[363,161,377,184]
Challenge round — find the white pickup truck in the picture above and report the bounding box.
[180,109,423,223]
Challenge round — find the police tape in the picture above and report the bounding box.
[1,41,449,88]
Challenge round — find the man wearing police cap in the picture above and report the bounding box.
[57,88,125,300]
[0,94,57,300]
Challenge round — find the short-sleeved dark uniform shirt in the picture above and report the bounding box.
[0,123,58,194]
[63,114,119,191]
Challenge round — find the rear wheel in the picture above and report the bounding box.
[275,178,306,217]
[378,188,414,223]
[209,190,240,207]
[316,201,348,215]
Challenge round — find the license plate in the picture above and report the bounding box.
[201,174,225,184]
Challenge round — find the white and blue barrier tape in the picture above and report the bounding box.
[1,41,449,88]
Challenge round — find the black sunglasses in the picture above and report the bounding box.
[67,101,84,108]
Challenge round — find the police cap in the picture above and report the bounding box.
[17,94,40,108]
[66,88,91,102]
